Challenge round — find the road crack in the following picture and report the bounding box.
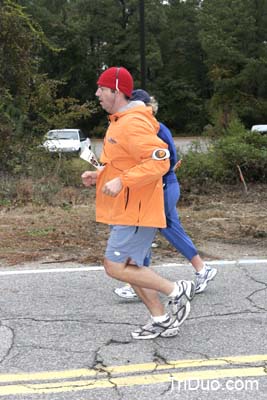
[0,323,15,364]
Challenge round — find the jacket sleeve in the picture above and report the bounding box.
[119,118,170,188]
[120,158,170,188]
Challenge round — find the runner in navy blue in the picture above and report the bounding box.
[114,90,217,299]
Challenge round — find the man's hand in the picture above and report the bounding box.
[81,171,98,187]
[102,177,123,197]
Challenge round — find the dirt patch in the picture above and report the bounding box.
[0,184,267,267]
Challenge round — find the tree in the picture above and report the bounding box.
[199,0,267,130]
[149,0,208,132]
[0,0,97,173]
[16,0,209,133]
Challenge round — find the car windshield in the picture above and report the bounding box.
[46,131,79,140]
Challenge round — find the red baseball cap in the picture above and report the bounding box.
[97,67,133,97]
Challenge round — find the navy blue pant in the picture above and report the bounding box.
[160,180,198,260]
[144,180,198,266]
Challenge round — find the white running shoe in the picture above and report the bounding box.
[195,266,217,294]
[131,314,179,340]
[114,285,137,299]
[167,280,195,326]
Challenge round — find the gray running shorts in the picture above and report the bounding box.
[105,225,157,267]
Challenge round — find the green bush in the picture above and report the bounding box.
[0,141,92,205]
[177,119,267,188]
[2,118,267,205]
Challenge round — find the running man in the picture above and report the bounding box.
[81,67,195,339]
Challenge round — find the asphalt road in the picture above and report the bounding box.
[0,259,266,399]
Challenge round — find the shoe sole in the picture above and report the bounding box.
[168,281,195,309]
[176,300,191,326]
[187,281,196,300]
[179,280,195,301]
[168,281,194,326]
[113,289,137,299]
[132,326,179,340]
[195,269,217,294]
[160,326,179,338]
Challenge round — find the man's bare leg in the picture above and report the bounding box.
[103,257,175,297]
[132,285,165,316]
[191,254,205,272]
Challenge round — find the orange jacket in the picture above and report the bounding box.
[96,105,170,227]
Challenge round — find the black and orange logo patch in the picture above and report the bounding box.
[155,149,167,159]
[152,148,170,160]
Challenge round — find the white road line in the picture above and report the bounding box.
[0,259,266,276]
[162,259,267,266]
[0,266,104,275]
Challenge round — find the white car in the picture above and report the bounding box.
[251,125,267,134]
[43,129,91,154]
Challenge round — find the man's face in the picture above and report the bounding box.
[95,86,117,114]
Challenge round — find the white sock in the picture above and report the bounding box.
[152,314,169,323]
[198,264,208,275]
[168,282,179,298]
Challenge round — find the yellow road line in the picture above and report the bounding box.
[0,366,265,396]
[0,354,266,383]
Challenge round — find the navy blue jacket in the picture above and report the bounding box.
[158,122,179,184]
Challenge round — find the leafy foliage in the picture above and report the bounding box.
[199,0,267,128]
[0,0,97,173]
[178,119,267,189]
[1,0,267,189]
